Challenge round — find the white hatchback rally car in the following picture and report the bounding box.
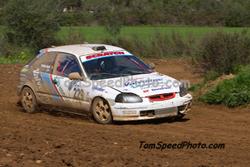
[17,44,192,124]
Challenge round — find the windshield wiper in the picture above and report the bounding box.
[90,72,120,80]
[125,70,149,75]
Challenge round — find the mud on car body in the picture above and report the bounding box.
[17,44,192,124]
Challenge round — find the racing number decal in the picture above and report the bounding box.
[73,87,84,100]
[68,80,85,100]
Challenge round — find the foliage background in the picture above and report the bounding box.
[2,0,250,27]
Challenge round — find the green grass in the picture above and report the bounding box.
[1,25,250,63]
[0,49,33,64]
[0,25,249,42]
[0,56,31,64]
[56,26,250,43]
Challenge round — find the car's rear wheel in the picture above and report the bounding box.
[92,97,112,124]
[21,87,38,113]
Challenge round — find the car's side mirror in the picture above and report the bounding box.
[148,63,156,70]
[68,72,83,81]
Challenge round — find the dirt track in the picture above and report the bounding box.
[0,60,250,167]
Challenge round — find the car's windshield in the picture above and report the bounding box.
[82,55,153,80]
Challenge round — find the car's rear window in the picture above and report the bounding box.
[30,52,57,73]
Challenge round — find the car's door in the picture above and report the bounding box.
[51,52,90,111]
[30,52,58,105]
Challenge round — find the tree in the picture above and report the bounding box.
[62,0,82,11]
[3,0,61,50]
[224,1,250,27]
[0,0,8,8]
[95,0,123,37]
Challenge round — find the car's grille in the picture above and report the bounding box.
[148,93,176,102]
[140,107,178,117]
[140,110,155,116]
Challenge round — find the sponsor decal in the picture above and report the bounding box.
[86,51,125,60]
[33,69,42,89]
[124,78,163,88]
[40,64,51,73]
[151,87,171,91]
[54,77,66,96]
[92,86,105,92]
[50,74,64,101]
[80,51,130,62]
[41,64,51,69]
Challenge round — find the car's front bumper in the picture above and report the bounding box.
[111,94,192,121]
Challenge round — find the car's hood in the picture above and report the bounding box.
[96,72,180,97]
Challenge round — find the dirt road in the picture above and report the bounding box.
[0,60,249,167]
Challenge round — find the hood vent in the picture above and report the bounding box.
[92,46,106,51]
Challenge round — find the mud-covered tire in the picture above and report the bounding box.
[92,97,113,124]
[21,87,38,113]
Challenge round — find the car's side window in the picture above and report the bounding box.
[53,53,82,77]
[31,52,57,73]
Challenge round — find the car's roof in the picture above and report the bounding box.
[45,44,130,57]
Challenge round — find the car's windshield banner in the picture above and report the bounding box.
[80,51,132,62]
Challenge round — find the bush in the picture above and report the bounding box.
[104,15,122,37]
[94,1,123,37]
[59,28,86,45]
[103,31,194,58]
[0,11,3,25]
[150,32,171,58]
[170,32,187,56]
[104,35,150,57]
[204,70,220,82]
[0,35,33,57]
[0,47,33,64]
[195,31,250,75]
[224,2,250,27]
[2,0,61,51]
[200,66,250,107]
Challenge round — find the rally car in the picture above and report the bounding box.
[17,44,192,124]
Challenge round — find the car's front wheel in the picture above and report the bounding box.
[21,87,38,113]
[92,97,113,124]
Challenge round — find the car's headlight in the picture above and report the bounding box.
[179,82,188,97]
[115,93,143,103]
